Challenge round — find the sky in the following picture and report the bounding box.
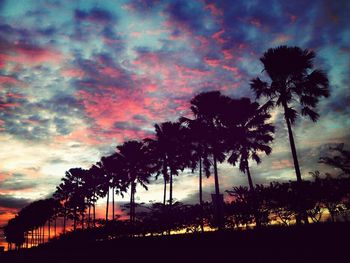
[0,0,349,233]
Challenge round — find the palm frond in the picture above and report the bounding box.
[301,106,319,122]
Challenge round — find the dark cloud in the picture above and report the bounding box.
[166,1,212,34]
[113,121,143,131]
[124,0,160,14]
[0,195,31,209]
[74,7,116,23]
[0,178,38,191]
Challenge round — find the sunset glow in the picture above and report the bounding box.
[0,0,349,252]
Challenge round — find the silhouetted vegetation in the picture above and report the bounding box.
[4,46,343,257]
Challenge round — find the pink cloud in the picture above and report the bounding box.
[222,49,234,60]
[61,68,85,78]
[222,65,239,73]
[6,92,24,99]
[99,67,122,78]
[0,102,20,109]
[75,87,165,142]
[212,29,225,44]
[204,57,221,67]
[0,43,63,66]
[0,75,20,85]
[205,3,223,16]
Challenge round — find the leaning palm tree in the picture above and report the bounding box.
[224,98,274,190]
[251,46,329,183]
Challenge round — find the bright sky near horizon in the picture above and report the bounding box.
[0,0,349,231]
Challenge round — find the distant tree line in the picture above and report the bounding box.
[5,46,342,250]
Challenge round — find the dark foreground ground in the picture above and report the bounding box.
[1,222,349,263]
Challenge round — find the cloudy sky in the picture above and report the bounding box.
[0,0,349,230]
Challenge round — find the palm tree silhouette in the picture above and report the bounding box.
[251,46,329,183]
[189,91,228,197]
[100,153,128,221]
[54,176,75,234]
[189,91,229,229]
[115,140,153,223]
[224,98,274,190]
[145,121,187,207]
[180,117,211,232]
[86,165,105,227]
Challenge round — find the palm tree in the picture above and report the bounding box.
[85,165,105,227]
[115,140,154,223]
[251,46,329,183]
[100,153,128,221]
[224,98,274,190]
[180,117,211,232]
[189,91,228,197]
[145,121,188,207]
[189,91,229,229]
[54,177,75,234]
[96,158,113,222]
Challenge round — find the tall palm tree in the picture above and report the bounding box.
[116,140,154,223]
[251,46,329,183]
[100,153,128,221]
[189,91,228,197]
[96,157,113,222]
[145,121,188,207]
[189,91,229,229]
[85,165,105,227]
[224,98,274,190]
[180,117,211,232]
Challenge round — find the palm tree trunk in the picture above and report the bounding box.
[42,223,45,244]
[169,171,173,207]
[163,175,167,205]
[93,202,96,228]
[213,154,223,230]
[106,187,110,222]
[88,201,91,228]
[130,183,134,223]
[213,154,220,195]
[246,164,261,228]
[246,164,254,191]
[63,205,67,234]
[48,219,51,241]
[112,187,115,221]
[25,232,28,248]
[283,106,309,224]
[73,208,77,231]
[199,157,204,232]
[133,183,136,223]
[93,191,96,227]
[81,211,85,230]
[54,217,57,237]
[284,109,302,183]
